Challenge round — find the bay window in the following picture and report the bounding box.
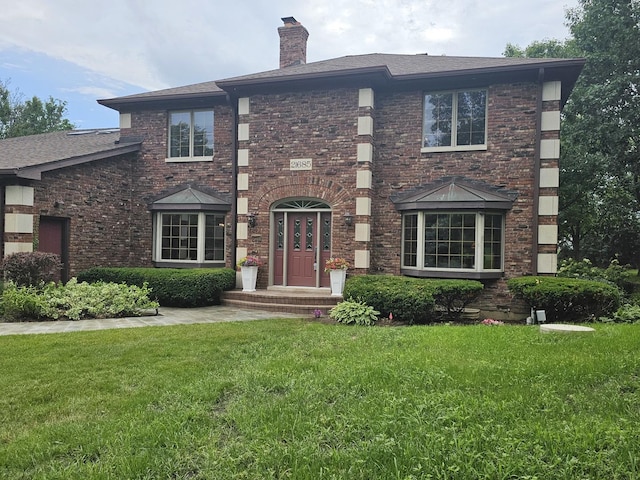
[153,212,225,265]
[402,212,504,277]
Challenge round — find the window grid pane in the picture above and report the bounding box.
[456,90,487,146]
[423,93,453,147]
[424,213,476,269]
[160,213,199,260]
[193,111,214,157]
[204,214,225,261]
[169,112,191,158]
[483,214,502,269]
[403,214,418,267]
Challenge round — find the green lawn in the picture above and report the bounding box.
[1,320,639,479]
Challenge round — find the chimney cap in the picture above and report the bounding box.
[281,16,299,25]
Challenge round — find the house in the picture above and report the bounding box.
[0,17,584,315]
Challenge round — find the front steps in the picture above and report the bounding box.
[221,287,342,316]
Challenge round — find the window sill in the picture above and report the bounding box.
[421,145,487,154]
[401,268,502,280]
[165,157,213,163]
[154,261,225,269]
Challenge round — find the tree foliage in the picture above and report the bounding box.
[0,79,74,139]
[505,0,640,267]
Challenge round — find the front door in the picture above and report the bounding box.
[288,213,317,286]
[273,207,331,288]
[38,216,69,282]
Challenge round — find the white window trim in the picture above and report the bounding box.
[166,110,214,162]
[165,157,213,163]
[401,211,504,273]
[421,89,488,153]
[153,212,225,265]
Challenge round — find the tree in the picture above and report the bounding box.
[504,0,640,267]
[565,0,640,267]
[0,80,74,139]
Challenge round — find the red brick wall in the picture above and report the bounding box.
[121,105,236,265]
[237,88,361,281]
[372,83,540,313]
[29,103,235,277]
[34,152,148,276]
[238,82,545,313]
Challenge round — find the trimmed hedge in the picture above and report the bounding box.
[507,276,622,322]
[343,275,483,324]
[77,267,236,307]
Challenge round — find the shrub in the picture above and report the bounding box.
[558,258,634,292]
[0,284,47,320]
[77,267,235,307]
[430,279,484,319]
[1,252,61,287]
[507,276,621,322]
[329,299,379,326]
[600,304,640,324]
[343,275,483,324]
[343,275,435,324]
[0,279,159,322]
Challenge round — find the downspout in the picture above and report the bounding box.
[227,94,238,269]
[532,68,544,275]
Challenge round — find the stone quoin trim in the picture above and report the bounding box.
[537,81,562,274]
[354,87,375,269]
[3,186,35,256]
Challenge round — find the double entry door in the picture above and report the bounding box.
[273,211,331,288]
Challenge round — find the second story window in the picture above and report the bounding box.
[422,90,487,152]
[168,110,214,160]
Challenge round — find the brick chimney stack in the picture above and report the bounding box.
[278,17,309,68]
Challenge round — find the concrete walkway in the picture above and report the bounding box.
[0,306,301,336]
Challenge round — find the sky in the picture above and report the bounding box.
[0,0,579,129]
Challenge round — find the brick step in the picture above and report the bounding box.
[221,289,341,316]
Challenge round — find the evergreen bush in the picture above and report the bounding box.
[77,267,236,307]
[343,275,483,324]
[507,276,621,322]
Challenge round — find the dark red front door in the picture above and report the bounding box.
[273,211,332,287]
[38,217,69,282]
[288,213,316,286]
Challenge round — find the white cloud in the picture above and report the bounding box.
[0,0,579,127]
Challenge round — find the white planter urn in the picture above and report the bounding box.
[329,269,347,296]
[241,266,258,292]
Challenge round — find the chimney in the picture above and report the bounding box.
[278,16,309,68]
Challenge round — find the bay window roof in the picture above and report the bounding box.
[392,177,517,211]
[149,186,231,211]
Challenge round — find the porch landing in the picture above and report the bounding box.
[221,287,342,316]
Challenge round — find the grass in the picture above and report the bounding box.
[1,320,639,479]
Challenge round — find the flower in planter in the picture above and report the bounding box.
[313,309,323,318]
[324,257,350,273]
[237,255,263,268]
[481,318,504,326]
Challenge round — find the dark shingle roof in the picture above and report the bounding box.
[99,53,584,109]
[0,129,141,179]
[217,53,580,84]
